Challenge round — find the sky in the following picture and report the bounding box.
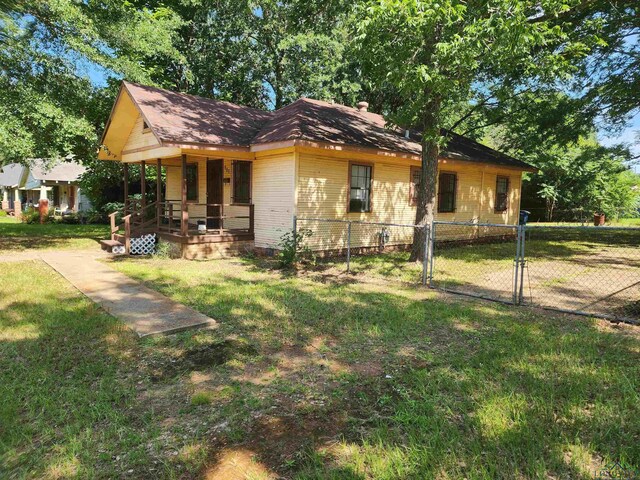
[598,113,640,171]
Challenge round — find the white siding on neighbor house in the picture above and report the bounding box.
[252,152,295,249]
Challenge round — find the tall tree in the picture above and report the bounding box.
[158,0,359,109]
[0,0,184,163]
[356,0,606,260]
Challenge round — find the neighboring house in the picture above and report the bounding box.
[0,160,91,214]
[99,81,534,258]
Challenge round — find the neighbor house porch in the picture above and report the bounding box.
[108,153,254,259]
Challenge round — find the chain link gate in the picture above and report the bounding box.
[427,221,521,304]
[293,217,640,324]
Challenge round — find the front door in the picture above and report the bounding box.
[206,159,223,229]
[68,186,75,211]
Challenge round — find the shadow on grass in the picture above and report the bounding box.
[0,265,141,478]
[110,258,640,479]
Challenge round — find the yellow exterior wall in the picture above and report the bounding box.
[138,144,524,251]
[163,155,252,230]
[295,150,523,250]
[252,151,296,249]
[122,115,160,153]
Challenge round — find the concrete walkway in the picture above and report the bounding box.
[32,250,218,337]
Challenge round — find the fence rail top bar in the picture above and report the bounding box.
[525,224,640,231]
[433,220,519,229]
[297,217,420,229]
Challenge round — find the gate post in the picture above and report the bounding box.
[422,224,429,286]
[346,221,351,273]
[518,224,526,305]
[428,222,436,287]
[513,225,521,305]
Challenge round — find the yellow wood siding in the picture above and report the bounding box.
[122,115,160,152]
[296,151,523,250]
[164,156,252,230]
[252,152,295,248]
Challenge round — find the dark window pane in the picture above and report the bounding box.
[438,173,456,213]
[233,161,251,204]
[495,176,509,211]
[410,167,421,204]
[349,164,372,212]
[186,164,198,201]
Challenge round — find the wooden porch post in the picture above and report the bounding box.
[156,158,162,230]
[140,160,146,211]
[181,154,188,236]
[123,163,129,215]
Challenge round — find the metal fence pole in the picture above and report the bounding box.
[422,225,429,285]
[429,222,436,287]
[518,224,526,305]
[346,221,351,273]
[513,225,521,305]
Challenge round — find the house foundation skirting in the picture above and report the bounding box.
[166,239,255,260]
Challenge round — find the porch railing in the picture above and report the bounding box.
[157,201,254,236]
[109,201,254,253]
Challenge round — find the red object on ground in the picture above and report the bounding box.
[39,199,49,224]
[593,213,605,226]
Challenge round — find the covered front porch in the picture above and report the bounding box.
[109,153,254,258]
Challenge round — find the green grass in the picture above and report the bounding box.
[0,261,145,479]
[106,256,640,479]
[0,221,109,253]
[3,222,640,478]
[529,217,640,227]
[0,215,17,223]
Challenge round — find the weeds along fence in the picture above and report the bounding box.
[295,217,640,324]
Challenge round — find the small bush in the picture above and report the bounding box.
[277,228,314,268]
[83,209,107,224]
[154,240,173,258]
[0,210,7,217]
[21,208,55,224]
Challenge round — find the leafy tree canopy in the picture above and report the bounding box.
[0,0,184,162]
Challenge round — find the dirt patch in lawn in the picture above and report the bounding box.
[146,338,258,382]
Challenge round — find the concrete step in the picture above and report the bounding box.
[100,239,126,254]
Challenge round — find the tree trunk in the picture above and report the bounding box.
[410,98,441,262]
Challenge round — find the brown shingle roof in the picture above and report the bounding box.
[122,82,533,170]
[252,97,420,154]
[124,82,272,147]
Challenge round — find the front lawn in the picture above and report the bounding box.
[2,254,639,478]
[0,221,109,253]
[114,256,639,479]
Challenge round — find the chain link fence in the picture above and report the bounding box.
[295,217,428,284]
[294,216,640,324]
[521,226,640,322]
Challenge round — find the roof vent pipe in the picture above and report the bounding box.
[357,101,369,112]
[405,130,410,139]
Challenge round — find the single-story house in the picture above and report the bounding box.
[0,160,91,214]
[98,81,534,258]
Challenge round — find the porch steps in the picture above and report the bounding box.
[100,239,126,254]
